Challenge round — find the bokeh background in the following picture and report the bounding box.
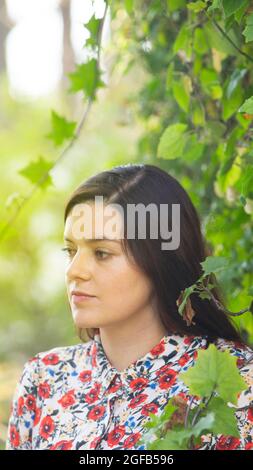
[1,0,253,449]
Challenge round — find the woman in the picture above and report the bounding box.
[6,163,253,450]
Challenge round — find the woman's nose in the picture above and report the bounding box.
[65,250,92,281]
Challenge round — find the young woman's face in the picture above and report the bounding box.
[63,202,156,331]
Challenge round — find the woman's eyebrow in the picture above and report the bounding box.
[63,236,121,244]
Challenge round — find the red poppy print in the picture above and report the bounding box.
[10,425,20,447]
[6,333,253,450]
[87,405,106,421]
[58,390,76,409]
[150,341,165,356]
[42,353,59,365]
[178,353,191,366]
[79,370,92,383]
[17,397,24,416]
[216,436,241,450]
[124,432,142,448]
[129,393,148,409]
[84,387,100,404]
[50,440,73,450]
[141,402,159,416]
[107,425,125,447]
[129,377,149,392]
[158,369,177,390]
[34,407,42,426]
[39,416,55,440]
[247,407,253,423]
[25,394,36,411]
[38,382,51,399]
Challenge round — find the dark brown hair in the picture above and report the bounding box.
[64,163,246,346]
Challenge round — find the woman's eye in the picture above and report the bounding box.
[61,247,76,257]
[95,250,110,260]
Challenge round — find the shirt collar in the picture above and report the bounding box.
[91,331,208,399]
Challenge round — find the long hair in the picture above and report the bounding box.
[64,163,245,345]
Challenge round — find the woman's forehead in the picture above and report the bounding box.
[64,202,124,243]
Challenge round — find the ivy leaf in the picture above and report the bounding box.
[46,110,76,147]
[202,397,240,437]
[243,13,253,42]
[151,413,215,450]
[157,123,188,159]
[234,1,249,24]
[178,344,248,404]
[68,60,105,100]
[238,96,253,113]
[200,255,230,276]
[85,16,100,48]
[18,156,53,190]
[222,0,248,18]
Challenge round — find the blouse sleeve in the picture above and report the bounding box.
[5,355,40,450]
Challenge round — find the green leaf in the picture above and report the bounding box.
[187,1,206,13]
[239,165,253,198]
[202,397,240,437]
[234,0,249,24]
[191,100,205,127]
[222,84,244,121]
[191,412,216,437]
[68,60,105,99]
[200,256,230,276]
[207,0,222,13]
[85,16,100,48]
[193,27,209,55]
[183,134,205,161]
[238,96,253,113]
[222,0,248,18]
[18,156,53,190]
[167,0,186,12]
[124,0,134,15]
[226,69,247,99]
[204,22,237,54]
[248,287,253,297]
[46,110,76,147]
[177,284,196,316]
[178,344,248,404]
[152,413,215,450]
[243,13,253,42]
[157,123,188,160]
[172,76,190,112]
[173,23,192,59]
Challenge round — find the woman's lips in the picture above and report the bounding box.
[71,293,95,304]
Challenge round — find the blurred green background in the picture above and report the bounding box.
[1,0,253,450]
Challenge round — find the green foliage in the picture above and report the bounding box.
[18,156,53,189]
[157,123,188,159]
[137,344,248,449]
[68,59,105,100]
[1,0,253,450]
[180,344,247,403]
[46,110,76,147]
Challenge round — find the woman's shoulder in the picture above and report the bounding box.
[213,336,253,365]
[23,339,94,377]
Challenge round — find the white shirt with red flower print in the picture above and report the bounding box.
[5,332,253,450]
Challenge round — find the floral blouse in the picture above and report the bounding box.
[6,332,253,450]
